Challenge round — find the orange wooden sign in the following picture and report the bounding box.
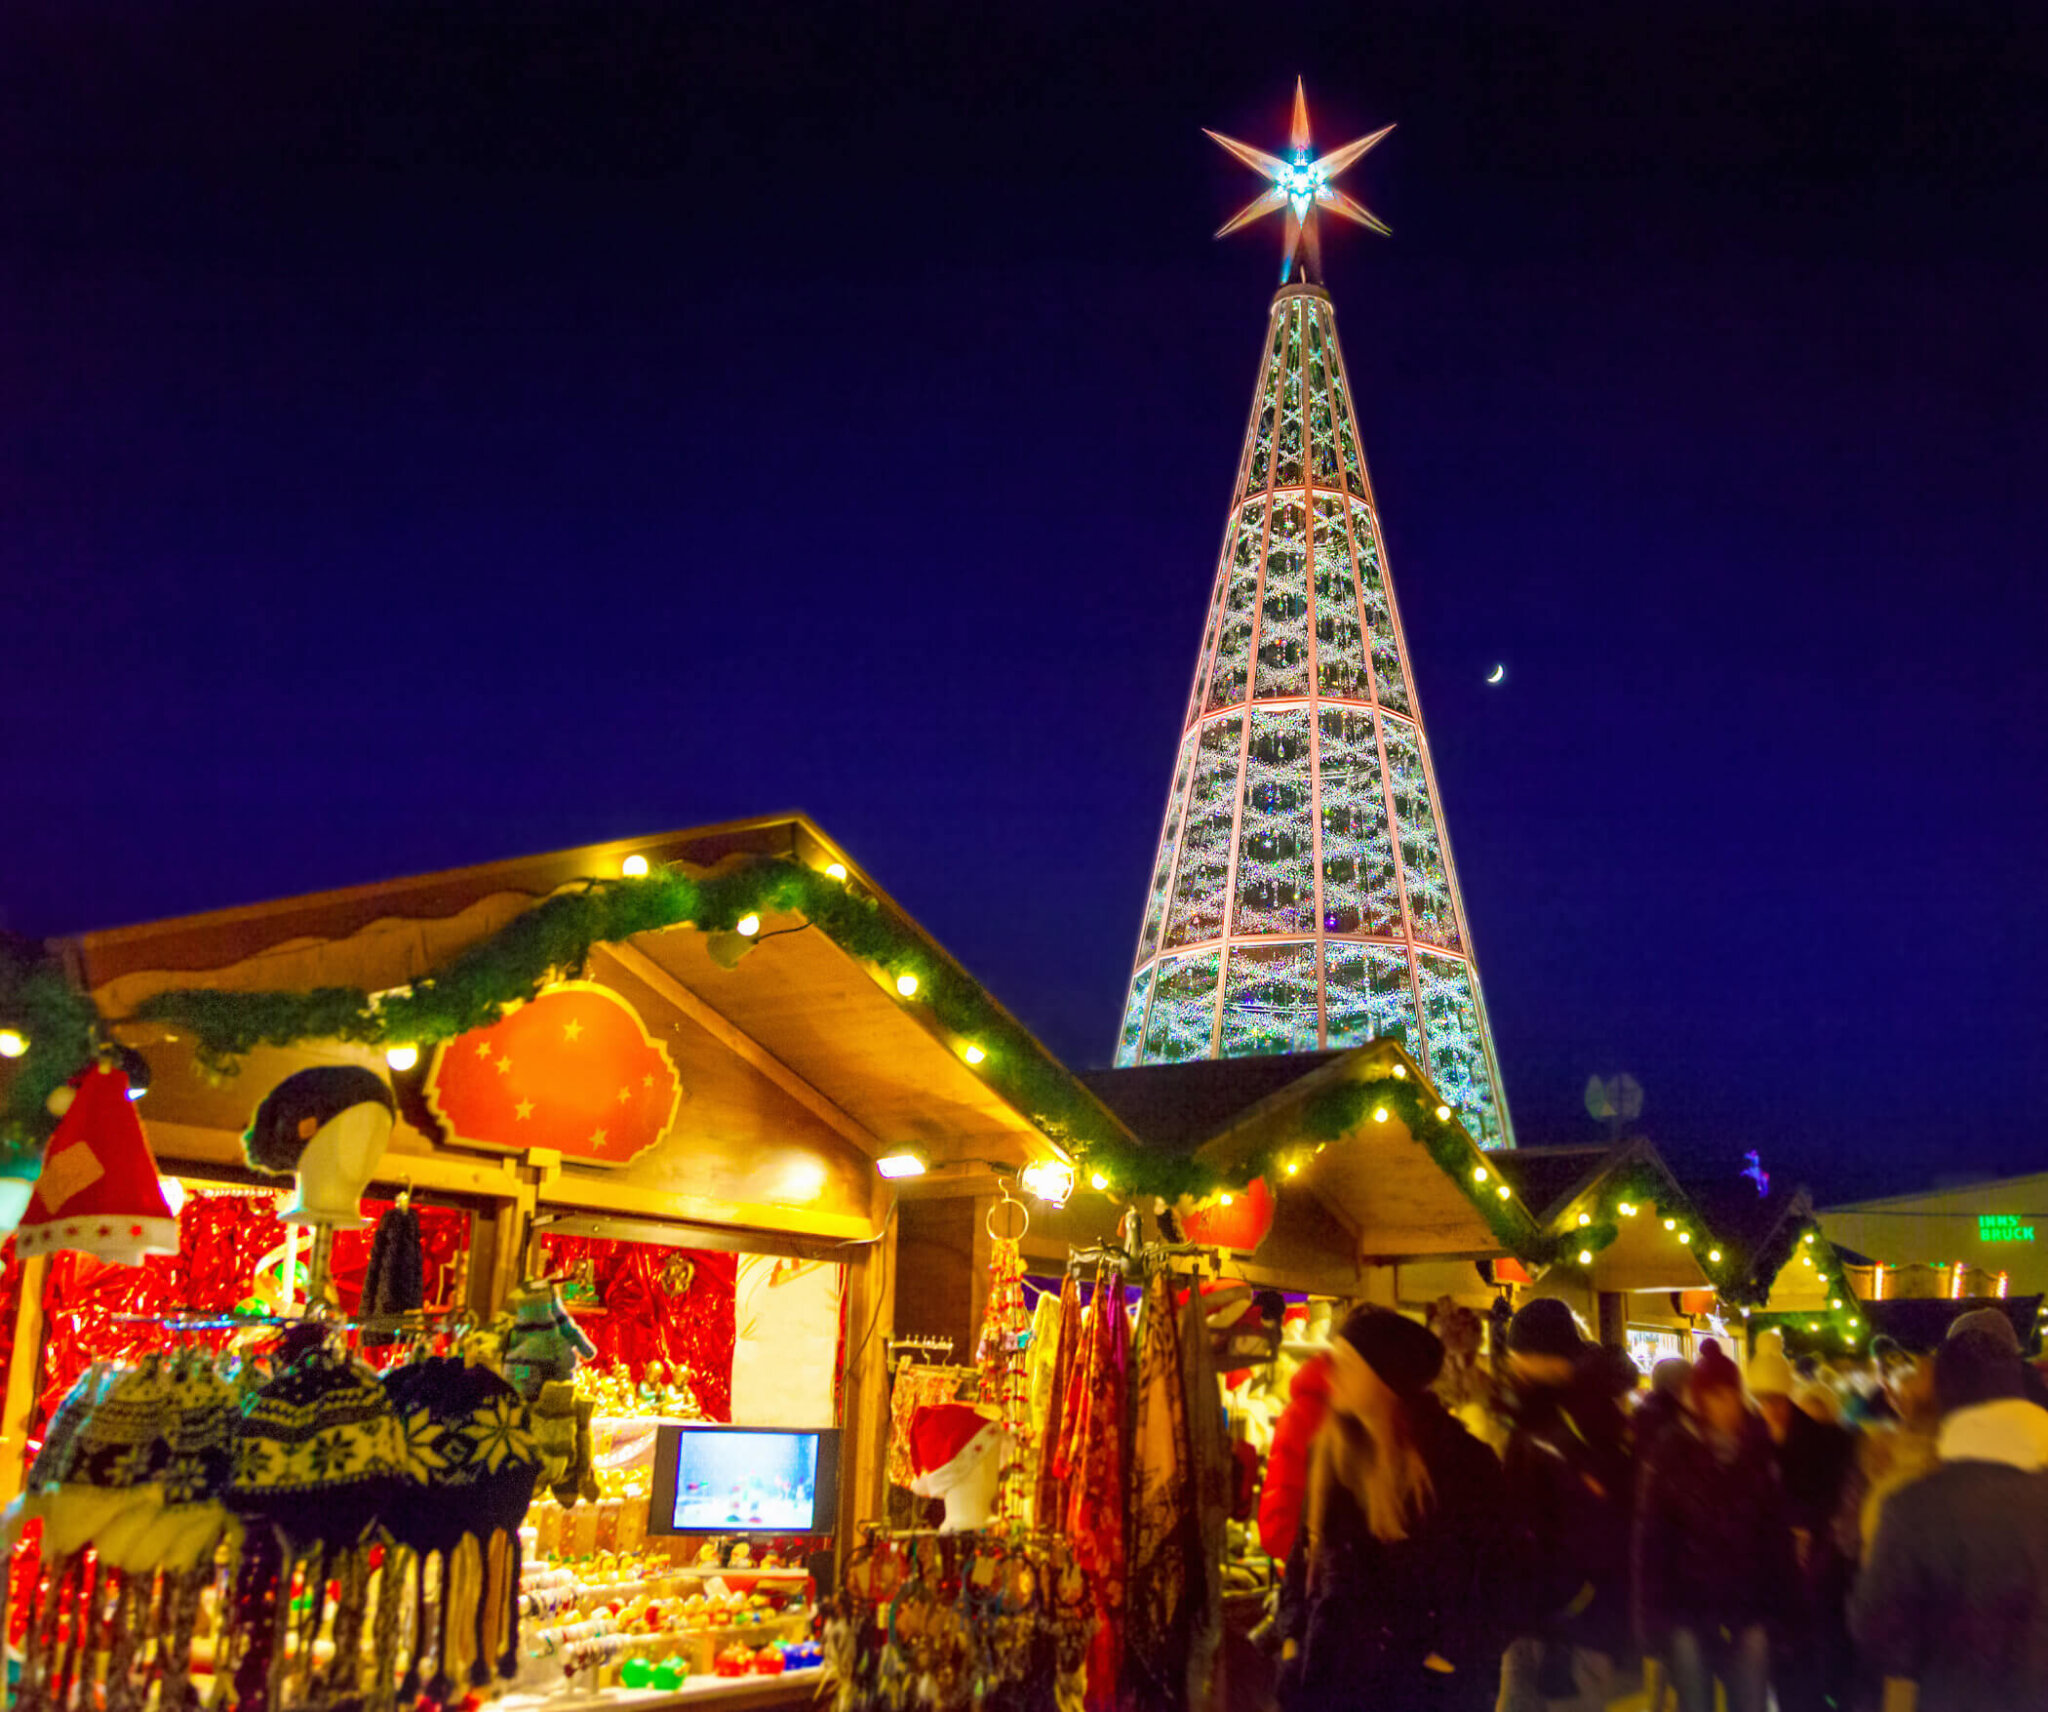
[425,982,682,1167]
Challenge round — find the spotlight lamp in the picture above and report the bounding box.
[875,1148,929,1181]
[1020,1160,1075,1208]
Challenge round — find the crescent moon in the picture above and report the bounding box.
[1486,663,1505,684]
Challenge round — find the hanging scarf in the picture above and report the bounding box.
[1124,1270,1194,1710]
[1061,1269,1128,1712]
[1033,1273,1083,1528]
[975,1233,1032,1521]
[1176,1279,1228,1712]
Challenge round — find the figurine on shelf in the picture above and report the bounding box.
[728,1541,755,1570]
[695,1539,724,1567]
[558,1258,601,1308]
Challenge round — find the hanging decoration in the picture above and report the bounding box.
[425,982,682,1168]
[1178,1176,1274,1254]
[534,1236,737,1421]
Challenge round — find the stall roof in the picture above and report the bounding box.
[1079,1053,1345,1152]
[54,815,1127,1232]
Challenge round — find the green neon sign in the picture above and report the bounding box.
[1980,1215,2035,1244]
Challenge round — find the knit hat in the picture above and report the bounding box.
[907,1403,1005,1496]
[1687,1339,1743,1404]
[1948,1307,2022,1354]
[14,1062,178,1267]
[380,1357,540,1555]
[13,1359,177,1558]
[1334,1307,1444,1399]
[1650,1357,1691,1398]
[242,1066,393,1178]
[1506,1298,1583,1360]
[232,1344,402,1553]
[382,1357,541,1686]
[1936,1329,2025,1417]
[1747,1347,1796,1399]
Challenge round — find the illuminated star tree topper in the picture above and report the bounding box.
[1205,78,1393,284]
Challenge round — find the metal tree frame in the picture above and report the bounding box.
[1114,273,1515,1150]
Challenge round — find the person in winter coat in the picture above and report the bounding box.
[1633,1340,1796,1712]
[1849,1329,2048,1712]
[1749,1342,1856,1712]
[1258,1349,1332,1563]
[1632,1357,1692,1461]
[1497,1300,1634,1712]
[1280,1306,1507,1712]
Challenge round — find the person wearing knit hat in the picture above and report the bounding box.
[1851,1328,2048,1709]
[1634,1338,1797,1712]
[1282,1307,1507,1710]
[1945,1306,2048,1410]
[1748,1336,1856,1712]
[1499,1302,1632,1712]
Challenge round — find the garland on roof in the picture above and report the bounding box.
[1746,1222,1867,1352]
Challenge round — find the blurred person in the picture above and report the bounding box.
[1948,1305,2048,1410]
[1634,1357,1693,1459]
[1634,1341,1797,1712]
[1751,1339,1856,1712]
[1849,1329,2048,1710]
[1497,1301,1634,1712]
[1281,1307,1507,1711]
[1845,1337,1907,1427]
[1258,1344,1332,1565]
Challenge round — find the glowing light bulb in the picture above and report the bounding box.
[1830,1298,1842,1310]
[384,1045,419,1072]
[735,914,761,938]
[876,1150,928,1180]
[1664,1218,1676,1231]
[1435,1105,1452,1121]
[1090,1172,1109,1192]
[1372,1107,1389,1124]
[1804,1231,1816,1244]
[1709,1249,1722,1262]
[1578,1250,1593,1266]
[1809,1322,1820,1332]
[825,862,848,880]
[1392,1065,1406,1079]
[1285,1160,1300,1176]
[1472,1166,1489,1184]
[621,854,649,877]
[1678,1231,1692,1245]
[0,1029,26,1059]
[1618,1202,1635,1217]
[1849,1317,1860,1328]
[1219,1193,1233,1207]
[1020,1160,1075,1208]
[1497,1185,1511,1201]
[1578,1213,1592,1226]
[895,973,919,998]
[963,1044,986,1065]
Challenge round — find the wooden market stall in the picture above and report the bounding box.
[0,813,1117,1712]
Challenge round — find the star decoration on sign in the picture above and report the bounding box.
[1206,78,1393,284]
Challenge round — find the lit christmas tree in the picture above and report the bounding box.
[1115,82,1514,1149]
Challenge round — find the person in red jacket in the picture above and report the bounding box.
[1259,1350,1333,1562]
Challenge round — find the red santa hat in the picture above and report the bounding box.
[15,1062,178,1267]
[906,1403,1005,1497]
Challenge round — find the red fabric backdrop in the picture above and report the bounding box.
[536,1235,736,1421]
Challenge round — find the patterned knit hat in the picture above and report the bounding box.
[232,1344,402,1553]
[14,1063,178,1267]
[379,1357,541,1556]
[242,1067,395,1178]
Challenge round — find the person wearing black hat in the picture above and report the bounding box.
[1279,1305,1506,1711]
[1850,1329,2048,1712]
[1497,1300,1633,1712]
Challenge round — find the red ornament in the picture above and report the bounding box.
[1180,1177,1275,1254]
[425,983,682,1167]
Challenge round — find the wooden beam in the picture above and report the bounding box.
[836,1208,898,1559]
[602,941,881,1158]
[0,1256,49,1508]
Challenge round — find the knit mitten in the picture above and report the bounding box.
[551,1397,598,1508]
[532,1382,577,1486]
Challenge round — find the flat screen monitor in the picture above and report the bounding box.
[649,1425,841,1536]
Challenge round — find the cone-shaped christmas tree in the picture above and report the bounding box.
[1115,84,1514,1149]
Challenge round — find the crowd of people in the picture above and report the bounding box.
[1260,1298,2048,1712]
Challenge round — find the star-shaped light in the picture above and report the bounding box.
[1206,79,1393,284]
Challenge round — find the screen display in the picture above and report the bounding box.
[652,1427,838,1534]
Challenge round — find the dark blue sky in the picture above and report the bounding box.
[6,3,2045,1200]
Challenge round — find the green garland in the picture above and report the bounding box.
[0,949,98,1170]
[1746,1221,1867,1351]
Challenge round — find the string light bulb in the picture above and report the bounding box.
[1285,1160,1300,1176]
[1219,1193,1233,1207]
[1472,1166,1489,1184]
[0,1029,26,1059]
[895,973,919,998]
[963,1044,986,1065]
[1578,1250,1593,1266]
[384,1045,419,1072]
[1496,1185,1511,1201]
[1435,1105,1451,1121]
[1709,1249,1722,1263]
[1372,1107,1389,1124]
[825,862,848,880]
[1618,1202,1636,1217]
[1678,1231,1692,1245]
[1578,1213,1592,1226]
[1392,1065,1407,1079]
[735,914,761,938]
[620,854,650,878]
[1664,1218,1676,1231]
[1090,1172,1109,1192]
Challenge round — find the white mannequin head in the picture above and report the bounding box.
[278,1099,393,1227]
[910,1412,1014,1532]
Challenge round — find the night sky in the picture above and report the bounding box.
[7,3,2046,1202]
